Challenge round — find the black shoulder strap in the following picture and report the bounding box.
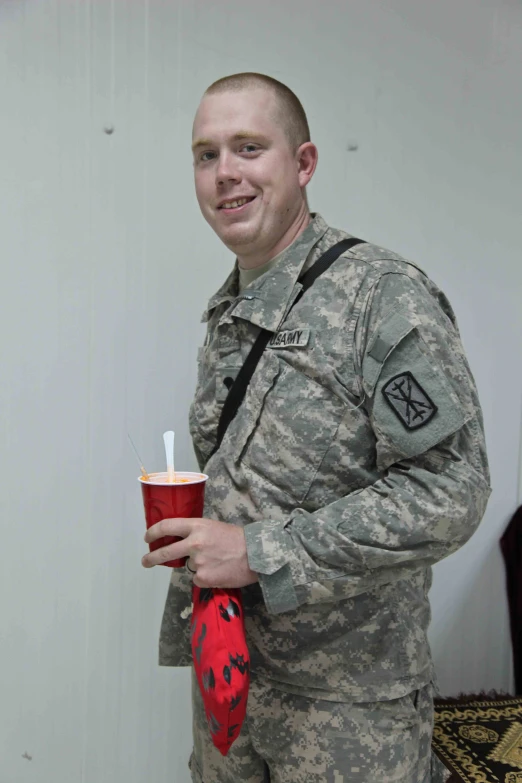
[208,237,365,462]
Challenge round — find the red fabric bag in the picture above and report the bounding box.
[190,585,250,755]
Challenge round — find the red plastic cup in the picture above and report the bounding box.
[139,471,208,568]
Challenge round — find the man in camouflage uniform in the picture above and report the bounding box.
[143,73,490,782]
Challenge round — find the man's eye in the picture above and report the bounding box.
[200,151,216,162]
[241,144,259,153]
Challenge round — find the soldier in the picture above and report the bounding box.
[142,72,490,782]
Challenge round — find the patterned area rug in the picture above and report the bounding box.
[433,693,522,783]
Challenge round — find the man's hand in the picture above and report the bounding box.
[142,518,259,589]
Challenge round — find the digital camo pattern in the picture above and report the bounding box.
[189,674,451,783]
[160,213,491,704]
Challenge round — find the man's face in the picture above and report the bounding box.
[192,88,308,264]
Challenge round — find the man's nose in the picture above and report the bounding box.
[216,151,241,185]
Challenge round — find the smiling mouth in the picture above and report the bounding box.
[218,196,256,211]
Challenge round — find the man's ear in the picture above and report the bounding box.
[297,142,318,188]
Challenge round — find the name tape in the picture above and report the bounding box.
[268,328,310,349]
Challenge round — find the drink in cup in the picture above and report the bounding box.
[139,472,208,567]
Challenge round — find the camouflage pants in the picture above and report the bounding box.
[189,669,449,783]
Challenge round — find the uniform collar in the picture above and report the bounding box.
[203,266,240,319]
[203,214,331,332]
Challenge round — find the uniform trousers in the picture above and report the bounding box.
[188,669,449,783]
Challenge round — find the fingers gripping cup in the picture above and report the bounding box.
[139,472,208,567]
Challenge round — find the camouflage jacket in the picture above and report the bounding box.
[159,213,491,702]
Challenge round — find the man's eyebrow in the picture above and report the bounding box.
[232,131,267,142]
[191,138,212,153]
[191,131,267,153]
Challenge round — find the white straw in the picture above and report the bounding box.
[163,430,176,483]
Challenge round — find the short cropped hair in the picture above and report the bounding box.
[204,72,310,152]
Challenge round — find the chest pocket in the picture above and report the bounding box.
[232,353,347,503]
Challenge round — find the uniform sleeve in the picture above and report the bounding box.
[192,436,212,473]
[244,271,491,614]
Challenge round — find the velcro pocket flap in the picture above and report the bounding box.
[363,312,416,395]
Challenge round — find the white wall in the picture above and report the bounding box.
[0,0,521,780]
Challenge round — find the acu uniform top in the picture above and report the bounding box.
[159,213,491,703]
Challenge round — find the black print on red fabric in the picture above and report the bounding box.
[228,724,239,738]
[228,598,241,618]
[223,664,231,685]
[219,603,230,622]
[382,371,438,430]
[229,653,249,675]
[218,599,241,622]
[199,587,214,603]
[230,694,242,710]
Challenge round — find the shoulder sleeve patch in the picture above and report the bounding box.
[382,371,438,430]
[369,329,470,470]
